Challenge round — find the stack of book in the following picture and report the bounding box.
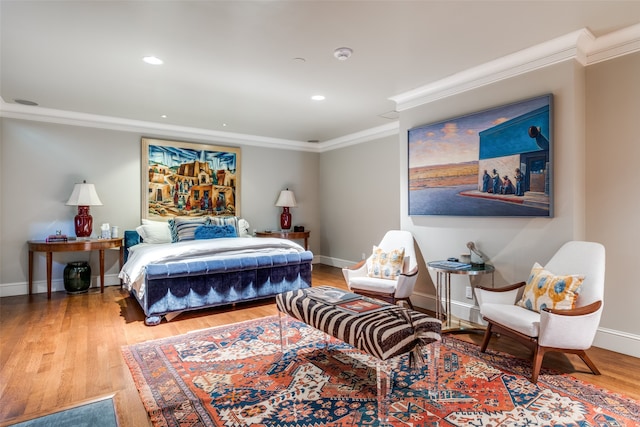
[304,286,389,315]
[46,234,68,242]
[429,260,471,270]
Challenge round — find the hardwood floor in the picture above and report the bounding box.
[1,264,638,426]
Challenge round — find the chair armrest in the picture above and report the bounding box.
[476,281,526,292]
[542,300,602,316]
[395,266,419,299]
[539,300,603,349]
[345,259,366,271]
[400,265,418,278]
[342,259,368,287]
[475,281,525,307]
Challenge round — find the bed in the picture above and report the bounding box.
[119,217,313,325]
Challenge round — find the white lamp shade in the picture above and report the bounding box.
[275,190,297,207]
[66,182,103,206]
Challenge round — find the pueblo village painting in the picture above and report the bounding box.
[142,138,240,220]
[408,94,552,217]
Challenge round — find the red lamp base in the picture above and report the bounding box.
[74,205,93,237]
[280,207,292,230]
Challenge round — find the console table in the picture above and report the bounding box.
[427,261,495,331]
[28,238,124,299]
[255,230,310,250]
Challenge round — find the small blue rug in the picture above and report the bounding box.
[9,396,117,427]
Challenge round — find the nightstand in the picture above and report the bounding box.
[28,238,124,299]
[255,230,310,250]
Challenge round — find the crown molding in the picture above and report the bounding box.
[0,99,321,153]
[390,24,640,112]
[390,28,597,112]
[319,121,400,152]
[587,23,640,64]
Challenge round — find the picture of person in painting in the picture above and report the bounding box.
[515,168,524,196]
[502,175,514,194]
[482,170,490,192]
[492,169,501,194]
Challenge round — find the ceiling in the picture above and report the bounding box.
[1,1,639,145]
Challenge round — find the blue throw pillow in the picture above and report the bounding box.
[194,224,238,240]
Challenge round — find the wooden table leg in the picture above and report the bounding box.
[99,249,105,293]
[46,252,53,299]
[119,246,124,287]
[28,250,34,295]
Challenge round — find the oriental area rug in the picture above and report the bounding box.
[122,316,640,426]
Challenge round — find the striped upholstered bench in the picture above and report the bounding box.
[276,287,442,423]
[276,287,441,362]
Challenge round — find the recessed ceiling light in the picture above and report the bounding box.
[143,56,163,65]
[311,95,325,101]
[161,114,167,118]
[14,99,38,106]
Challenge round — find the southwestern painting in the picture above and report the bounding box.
[141,138,240,220]
[408,94,553,217]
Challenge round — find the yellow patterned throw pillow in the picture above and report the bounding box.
[367,246,405,280]
[516,262,585,312]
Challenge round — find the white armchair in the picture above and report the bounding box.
[342,230,418,308]
[475,241,605,383]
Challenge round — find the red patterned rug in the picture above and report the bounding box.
[122,315,639,426]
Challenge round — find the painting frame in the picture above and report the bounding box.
[141,138,241,221]
[408,94,553,217]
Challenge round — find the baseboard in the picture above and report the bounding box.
[0,274,122,298]
[316,255,354,269]
[593,327,640,358]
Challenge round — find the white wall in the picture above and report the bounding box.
[586,53,640,351]
[399,61,587,318]
[318,134,400,266]
[0,120,319,295]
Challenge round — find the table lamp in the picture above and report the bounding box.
[66,180,103,237]
[275,189,297,230]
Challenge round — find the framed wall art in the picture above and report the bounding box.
[141,138,241,220]
[408,94,553,217]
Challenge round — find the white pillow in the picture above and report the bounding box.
[238,218,250,237]
[136,219,172,244]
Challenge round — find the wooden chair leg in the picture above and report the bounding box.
[531,346,545,383]
[403,298,414,310]
[480,322,493,352]
[578,350,601,376]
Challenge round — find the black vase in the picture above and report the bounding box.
[63,261,91,293]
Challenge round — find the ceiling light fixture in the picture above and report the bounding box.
[333,47,353,61]
[311,95,325,101]
[143,56,163,65]
[161,114,167,118]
